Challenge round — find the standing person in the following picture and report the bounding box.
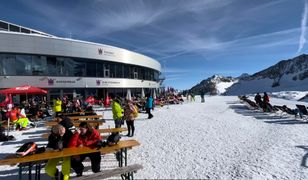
[200,90,205,103]
[262,92,272,112]
[111,97,124,128]
[191,92,195,102]
[54,97,62,117]
[69,122,102,177]
[254,93,262,107]
[123,100,137,137]
[45,124,71,180]
[145,94,153,119]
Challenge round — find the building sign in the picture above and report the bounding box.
[97,48,115,57]
[48,78,54,85]
[98,48,103,55]
[96,80,101,86]
[48,78,76,86]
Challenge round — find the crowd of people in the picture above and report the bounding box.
[0,90,188,179]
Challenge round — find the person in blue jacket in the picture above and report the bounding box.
[145,94,154,119]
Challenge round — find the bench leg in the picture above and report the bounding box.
[34,163,41,180]
[28,163,32,180]
[19,164,23,180]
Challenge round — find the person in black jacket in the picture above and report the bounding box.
[45,122,73,180]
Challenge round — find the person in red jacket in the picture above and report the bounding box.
[68,122,102,177]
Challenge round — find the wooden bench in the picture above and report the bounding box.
[63,115,103,121]
[45,120,104,127]
[58,111,97,116]
[41,127,128,139]
[74,164,143,180]
[0,140,140,180]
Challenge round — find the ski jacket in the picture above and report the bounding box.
[6,109,25,121]
[68,128,102,149]
[146,97,153,108]
[112,101,123,120]
[54,99,62,112]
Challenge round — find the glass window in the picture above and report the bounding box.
[86,61,96,77]
[133,66,138,79]
[139,67,145,80]
[0,21,8,31]
[56,58,65,75]
[96,62,104,77]
[73,59,86,76]
[9,24,20,32]
[15,55,31,75]
[109,63,115,78]
[154,71,159,81]
[32,55,47,75]
[1,54,16,75]
[115,63,123,78]
[124,64,130,78]
[104,63,110,77]
[56,57,75,76]
[64,58,75,76]
[21,28,30,34]
[47,56,57,76]
[145,68,150,80]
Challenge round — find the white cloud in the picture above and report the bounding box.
[296,0,308,54]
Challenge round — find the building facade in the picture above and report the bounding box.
[0,20,162,101]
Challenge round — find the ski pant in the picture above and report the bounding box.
[13,117,29,128]
[71,152,101,175]
[146,108,153,119]
[45,157,70,180]
[114,118,123,128]
[126,120,135,136]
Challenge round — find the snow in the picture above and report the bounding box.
[1,95,308,179]
[227,76,308,95]
[216,81,237,94]
[270,91,308,101]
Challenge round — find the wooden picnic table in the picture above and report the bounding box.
[58,111,97,116]
[45,120,104,129]
[41,127,128,139]
[54,114,103,121]
[0,139,140,180]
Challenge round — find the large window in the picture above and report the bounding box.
[0,53,160,81]
[15,55,31,75]
[96,62,104,77]
[32,56,47,75]
[116,64,123,78]
[86,61,96,77]
[0,54,16,75]
[47,56,57,76]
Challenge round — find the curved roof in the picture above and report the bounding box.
[0,20,161,72]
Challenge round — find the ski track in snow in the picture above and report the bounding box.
[1,96,308,179]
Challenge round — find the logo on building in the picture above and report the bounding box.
[48,78,54,85]
[98,48,103,55]
[96,80,101,86]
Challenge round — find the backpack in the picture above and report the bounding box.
[107,132,121,145]
[96,133,121,149]
[16,142,37,157]
[132,105,139,118]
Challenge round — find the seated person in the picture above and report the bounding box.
[68,122,102,177]
[282,105,299,116]
[6,106,29,130]
[45,124,71,180]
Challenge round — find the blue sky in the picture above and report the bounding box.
[0,0,307,90]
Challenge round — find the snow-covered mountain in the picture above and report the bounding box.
[188,75,236,95]
[226,54,308,95]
